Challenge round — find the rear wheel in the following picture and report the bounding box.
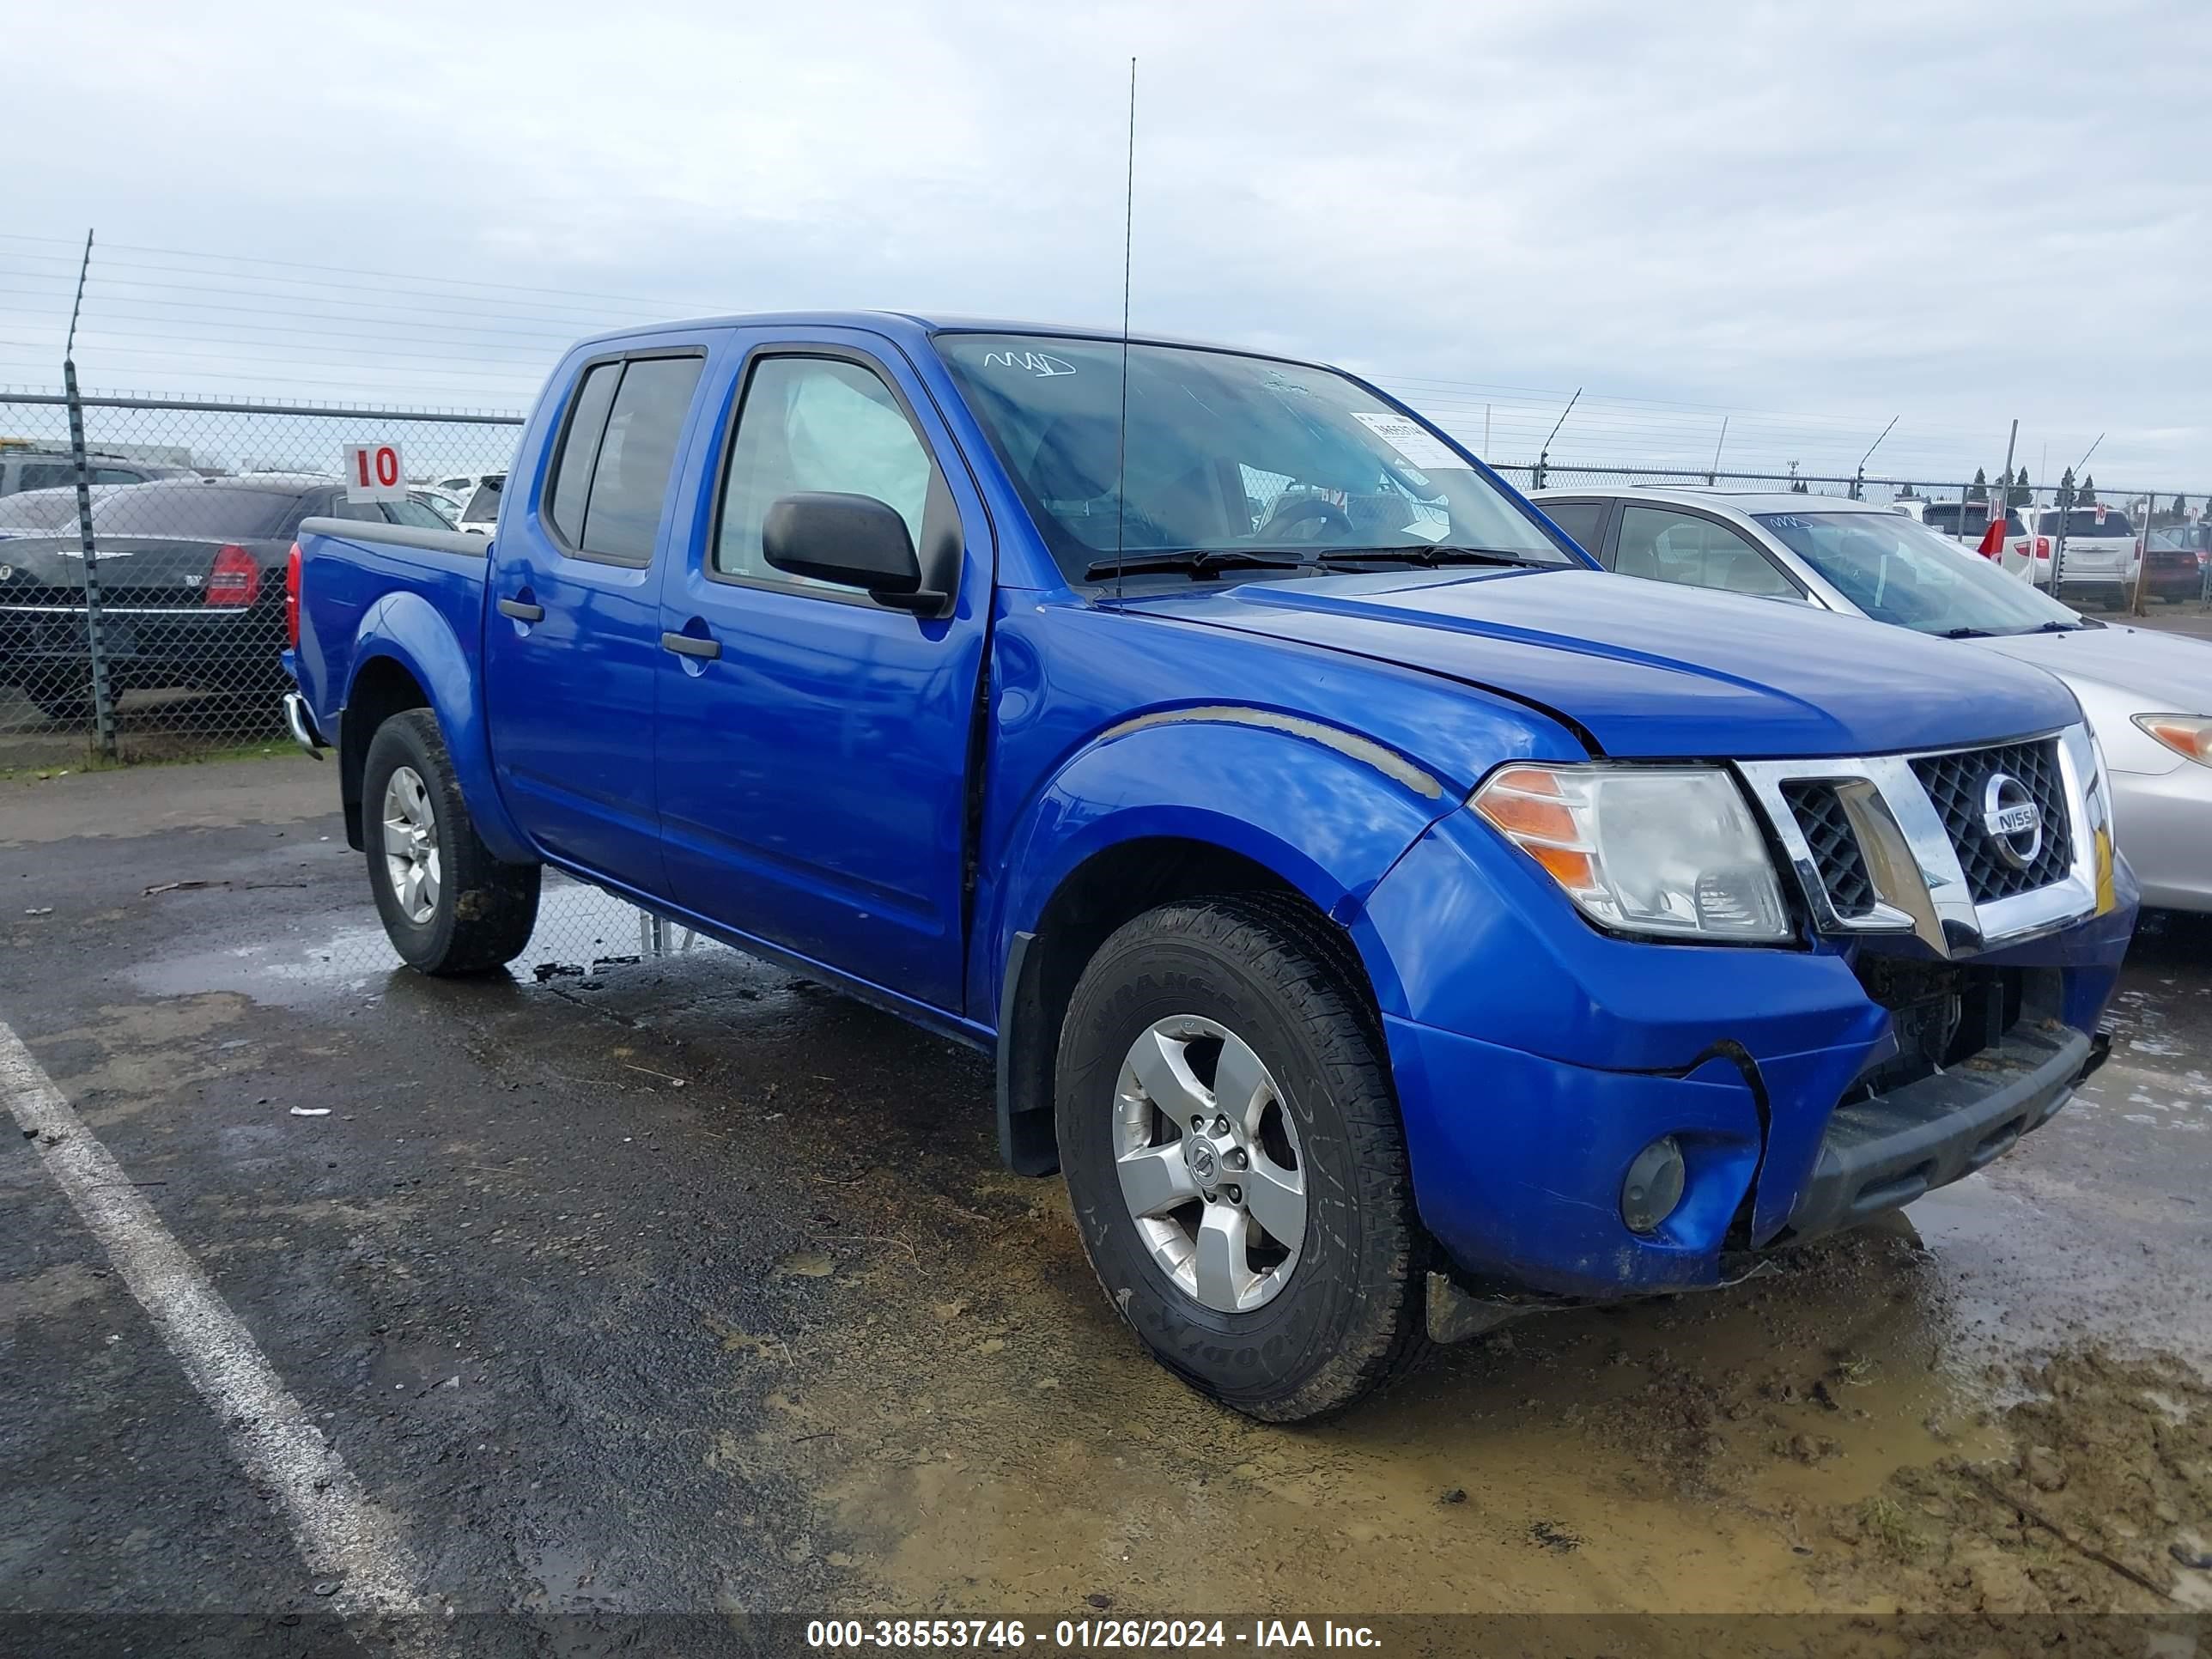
[1054,896,1426,1421]
[362,708,539,975]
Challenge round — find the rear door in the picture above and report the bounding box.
[481,336,715,893]
[653,328,993,1015]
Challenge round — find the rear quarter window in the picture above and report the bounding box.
[1538,499,1606,554]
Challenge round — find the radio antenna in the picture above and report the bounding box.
[1113,56,1136,601]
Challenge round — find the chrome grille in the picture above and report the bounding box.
[1909,739,2072,904]
[1778,781,1875,919]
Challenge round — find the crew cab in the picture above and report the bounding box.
[285,312,2134,1420]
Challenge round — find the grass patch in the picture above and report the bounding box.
[1859,1495,1925,1560]
[0,739,301,783]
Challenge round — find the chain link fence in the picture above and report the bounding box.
[5,387,2205,984]
[0,391,520,769]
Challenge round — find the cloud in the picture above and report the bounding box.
[5,0,2206,483]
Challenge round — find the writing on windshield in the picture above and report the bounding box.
[937,333,1571,584]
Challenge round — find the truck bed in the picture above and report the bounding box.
[290,518,489,738]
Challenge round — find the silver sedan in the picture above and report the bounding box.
[1532,486,2212,913]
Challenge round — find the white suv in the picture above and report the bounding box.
[2012,503,2141,606]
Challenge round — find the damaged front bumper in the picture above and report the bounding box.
[1392,970,2117,1340]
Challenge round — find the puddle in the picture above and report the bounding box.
[133,874,724,1009]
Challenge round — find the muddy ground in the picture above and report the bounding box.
[3,756,2209,1644]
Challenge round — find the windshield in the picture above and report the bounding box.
[91,484,298,538]
[936,334,1571,582]
[1755,511,2086,636]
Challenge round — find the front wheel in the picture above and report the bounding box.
[1054,896,1427,1421]
[362,708,540,975]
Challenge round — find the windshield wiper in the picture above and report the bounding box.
[1315,545,1549,568]
[1942,619,2088,641]
[1083,548,1310,580]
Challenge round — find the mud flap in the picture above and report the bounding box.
[1425,1272,1525,1344]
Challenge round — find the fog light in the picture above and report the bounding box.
[1621,1136,1686,1235]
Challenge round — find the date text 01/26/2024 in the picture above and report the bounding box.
[805,1619,1382,1650]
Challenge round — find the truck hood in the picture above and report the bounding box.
[1144,568,2082,759]
[1967,621,2212,714]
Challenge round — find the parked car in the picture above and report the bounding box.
[1904,498,2028,547]
[1534,486,2211,912]
[410,488,461,528]
[0,447,195,497]
[2145,526,2209,604]
[289,313,2131,1420]
[2014,504,2142,606]
[455,472,502,536]
[0,476,466,720]
[422,471,501,503]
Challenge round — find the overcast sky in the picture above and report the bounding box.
[6,0,2208,486]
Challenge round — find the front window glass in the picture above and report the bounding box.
[937,333,1568,583]
[714,356,935,583]
[1756,512,2086,635]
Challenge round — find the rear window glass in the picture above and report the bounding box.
[1919,503,2021,538]
[0,487,94,530]
[545,365,621,544]
[14,463,75,492]
[574,356,704,564]
[2037,509,2133,538]
[91,485,298,538]
[1539,500,1606,552]
[463,477,502,521]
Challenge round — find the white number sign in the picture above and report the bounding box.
[343,441,407,502]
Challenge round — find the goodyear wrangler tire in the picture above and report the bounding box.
[362,708,539,975]
[1054,895,1427,1421]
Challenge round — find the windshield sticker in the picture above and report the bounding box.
[981,349,1078,378]
[1351,411,1465,472]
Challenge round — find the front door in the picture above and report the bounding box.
[654,332,992,1016]
[482,338,713,894]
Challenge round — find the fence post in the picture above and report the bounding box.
[2130,493,2153,618]
[63,360,119,759]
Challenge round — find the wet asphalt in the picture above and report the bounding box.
[2,756,2209,1632]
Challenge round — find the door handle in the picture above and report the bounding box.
[661,631,720,660]
[497,598,544,622]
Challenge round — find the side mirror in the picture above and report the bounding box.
[762,492,942,613]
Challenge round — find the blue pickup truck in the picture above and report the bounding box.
[285,312,2134,1420]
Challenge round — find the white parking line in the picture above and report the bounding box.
[1,1020,449,1644]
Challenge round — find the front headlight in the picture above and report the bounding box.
[1472,763,1792,943]
[2131,714,2212,769]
